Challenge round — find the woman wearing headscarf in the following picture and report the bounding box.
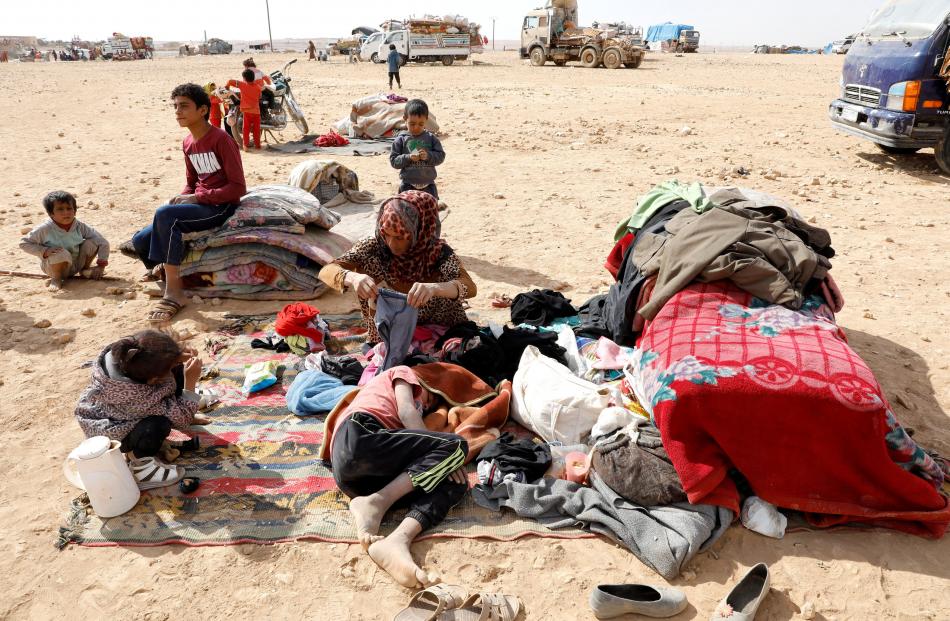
[318,190,476,341]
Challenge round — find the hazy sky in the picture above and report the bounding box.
[7,0,888,46]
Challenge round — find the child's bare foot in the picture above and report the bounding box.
[368,532,437,589]
[348,495,388,550]
[47,278,65,292]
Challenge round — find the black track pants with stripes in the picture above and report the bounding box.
[331,411,469,531]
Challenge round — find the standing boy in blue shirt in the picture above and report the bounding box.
[390,99,445,199]
[387,44,402,89]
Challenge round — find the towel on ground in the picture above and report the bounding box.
[286,370,354,415]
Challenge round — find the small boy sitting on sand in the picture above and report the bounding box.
[390,99,445,199]
[19,190,110,291]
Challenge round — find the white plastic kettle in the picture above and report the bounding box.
[63,436,140,518]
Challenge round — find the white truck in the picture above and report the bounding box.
[380,28,473,66]
[359,31,387,62]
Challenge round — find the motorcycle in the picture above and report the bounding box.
[224,58,309,143]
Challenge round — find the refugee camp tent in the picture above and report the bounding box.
[645,23,694,43]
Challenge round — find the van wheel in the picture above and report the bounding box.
[580,47,599,68]
[370,52,378,63]
[936,129,950,176]
[399,54,408,67]
[442,55,454,66]
[876,144,920,155]
[530,47,546,66]
[602,48,622,69]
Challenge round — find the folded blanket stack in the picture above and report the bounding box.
[180,184,369,300]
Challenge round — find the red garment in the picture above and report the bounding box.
[182,125,247,206]
[313,131,350,147]
[242,112,261,149]
[605,232,635,281]
[275,303,324,340]
[209,95,223,128]
[226,78,265,114]
[637,281,950,537]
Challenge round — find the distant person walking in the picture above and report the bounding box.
[307,40,316,61]
[387,44,402,90]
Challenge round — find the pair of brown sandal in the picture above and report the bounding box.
[395,584,521,621]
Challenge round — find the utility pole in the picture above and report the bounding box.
[492,18,496,51]
[265,0,274,52]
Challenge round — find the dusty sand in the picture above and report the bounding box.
[1,51,948,620]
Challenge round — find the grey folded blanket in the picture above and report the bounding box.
[471,472,732,579]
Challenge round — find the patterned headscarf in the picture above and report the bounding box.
[375,190,445,283]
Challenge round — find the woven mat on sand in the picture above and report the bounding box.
[58,314,590,547]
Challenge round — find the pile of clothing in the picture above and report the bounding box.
[334,94,440,140]
[312,131,349,148]
[579,180,950,537]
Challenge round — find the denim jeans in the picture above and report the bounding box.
[132,203,236,268]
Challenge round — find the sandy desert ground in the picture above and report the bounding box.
[0,50,949,620]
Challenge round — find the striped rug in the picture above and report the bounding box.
[58,314,589,547]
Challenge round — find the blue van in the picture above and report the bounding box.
[828,0,950,173]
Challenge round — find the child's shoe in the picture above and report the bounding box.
[128,456,184,490]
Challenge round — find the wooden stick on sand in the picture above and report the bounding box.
[0,269,124,281]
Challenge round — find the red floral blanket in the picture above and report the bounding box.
[629,281,949,537]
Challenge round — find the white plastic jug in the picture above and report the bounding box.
[63,436,140,518]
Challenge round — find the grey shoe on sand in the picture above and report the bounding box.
[589,584,688,619]
[711,563,770,620]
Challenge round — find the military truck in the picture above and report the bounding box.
[521,1,645,69]
[646,23,700,53]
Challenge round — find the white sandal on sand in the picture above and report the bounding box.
[197,388,220,412]
[441,593,522,621]
[129,456,184,490]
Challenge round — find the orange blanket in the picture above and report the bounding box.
[318,364,510,462]
[413,363,511,461]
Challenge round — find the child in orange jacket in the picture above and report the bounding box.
[226,69,266,149]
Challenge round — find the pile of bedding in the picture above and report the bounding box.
[180,184,374,300]
[594,182,950,536]
[334,94,440,140]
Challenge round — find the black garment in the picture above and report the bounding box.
[120,416,172,459]
[388,71,401,88]
[575,295,612,339]
[575,199,689,345]
[435,322,567,386]
[331,412,468,531]
[321,354,365,385]
[591,421,687,507]
[497,327,566,379]
[251,336,290,353]
[477,432,552,482]
[510,289,577,327]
